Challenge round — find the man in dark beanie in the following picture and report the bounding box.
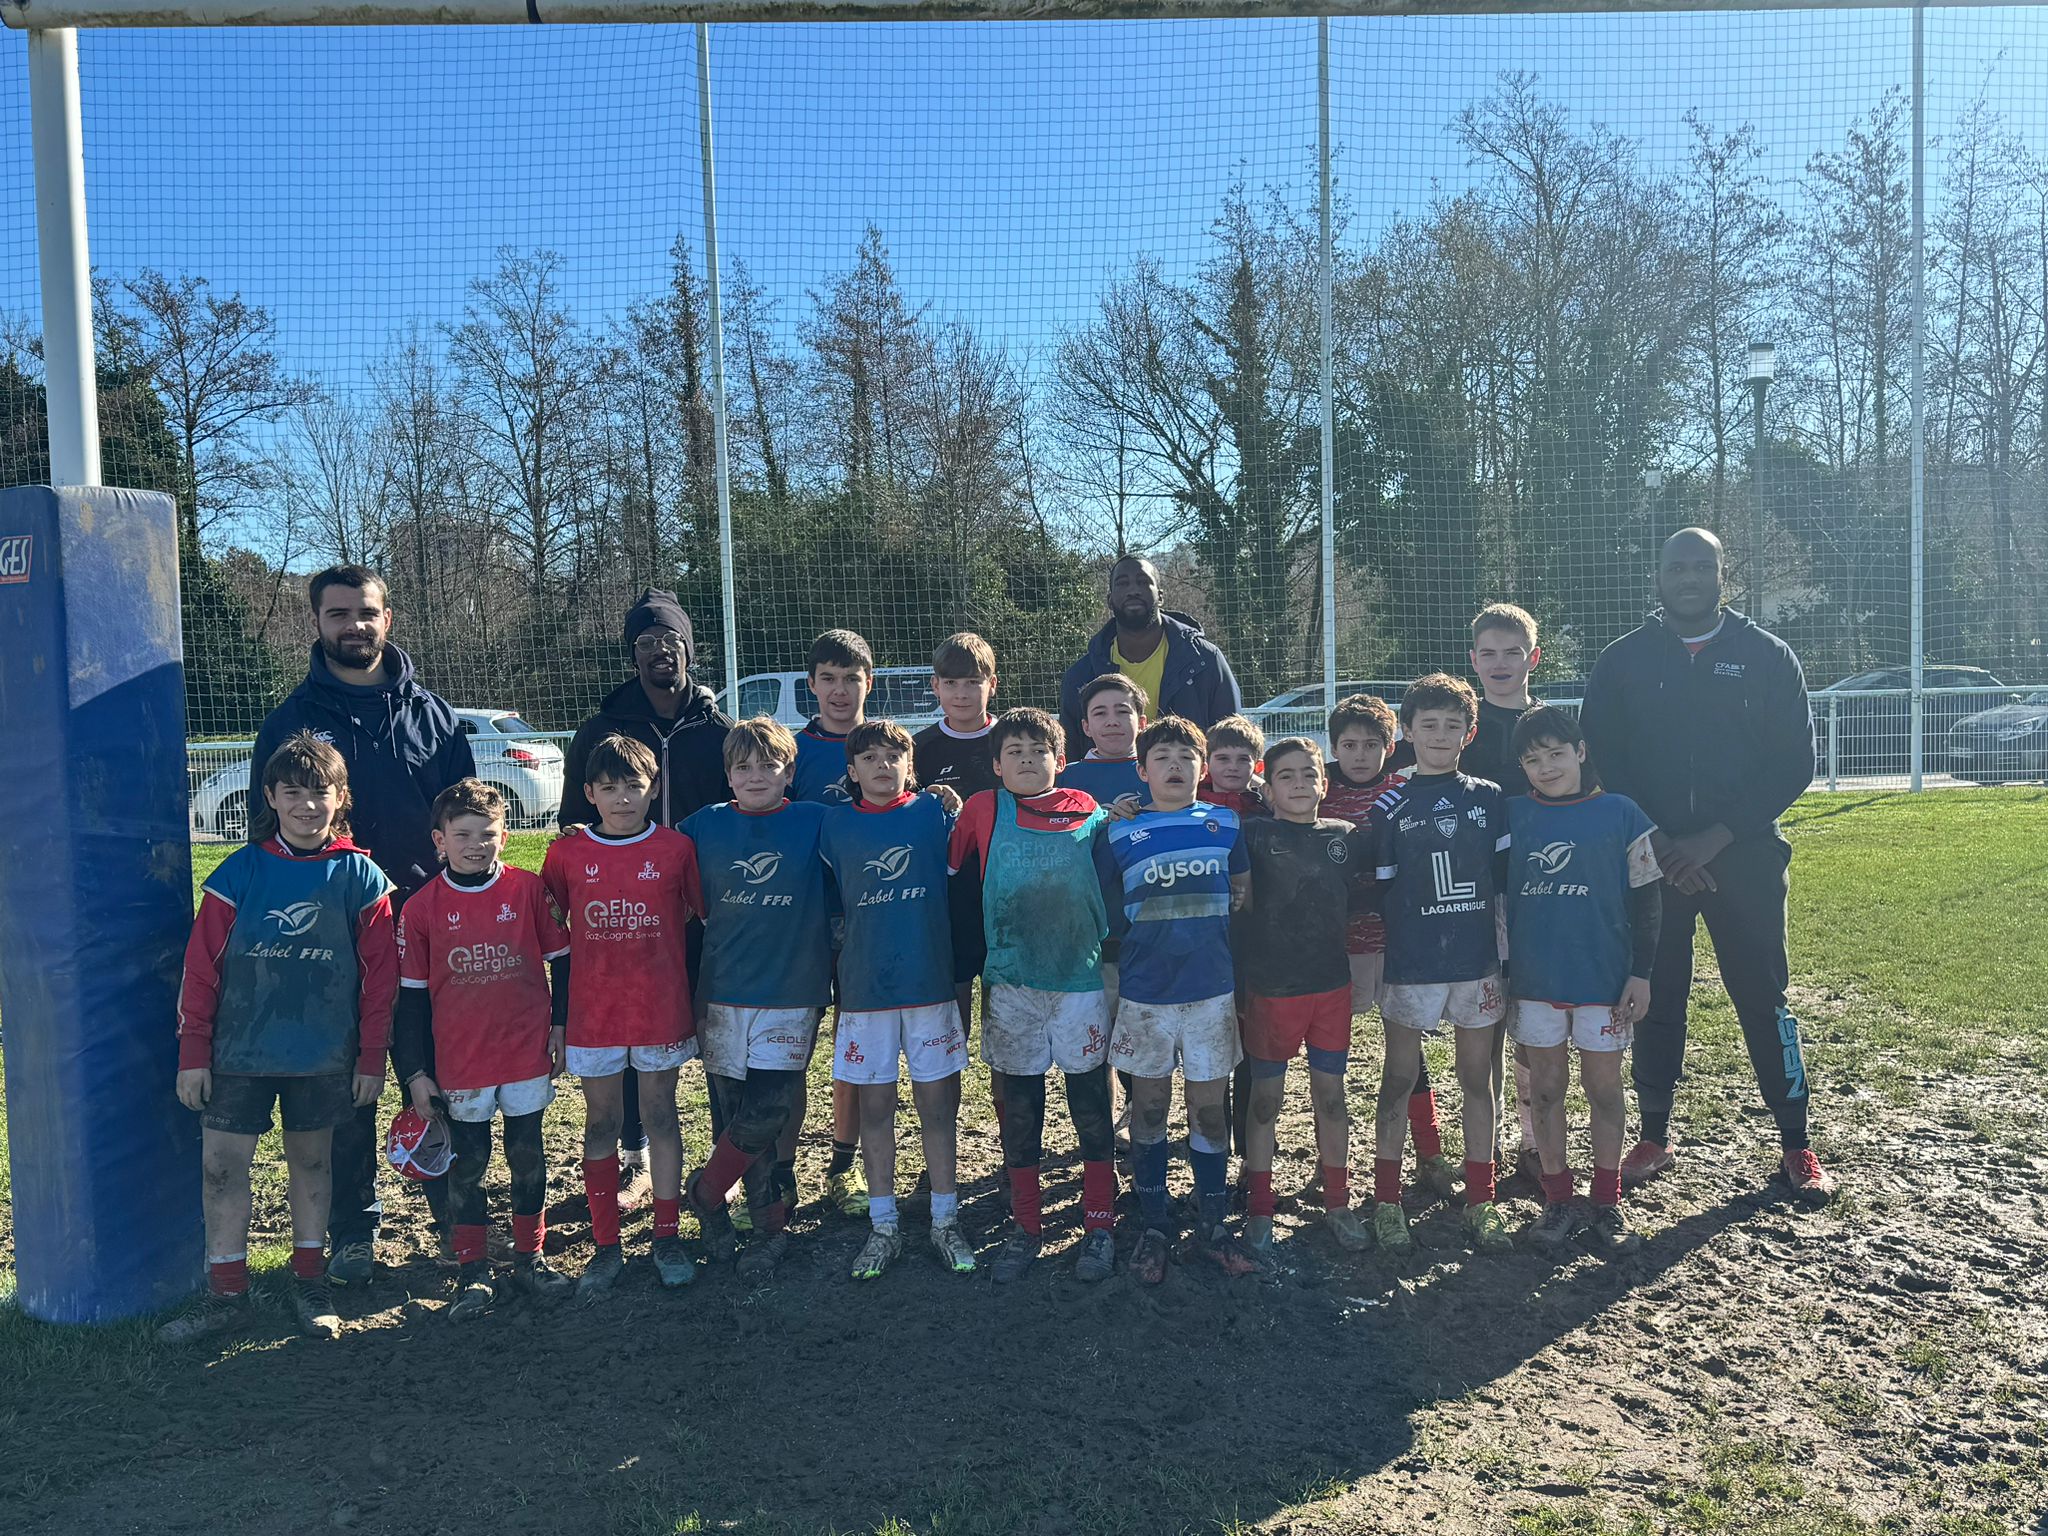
[561,590,733,1201]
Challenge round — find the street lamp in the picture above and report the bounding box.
[1748,341,1776,616]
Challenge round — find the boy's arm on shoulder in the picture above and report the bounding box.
[354,893,400,1076]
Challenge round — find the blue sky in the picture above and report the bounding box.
[2,10,2046,401]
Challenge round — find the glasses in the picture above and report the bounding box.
[633,634,685,657]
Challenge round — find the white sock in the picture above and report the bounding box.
[870,1194,899,1231]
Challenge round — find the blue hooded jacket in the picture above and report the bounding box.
[247,642,476,903]
[1057,610,1242,750]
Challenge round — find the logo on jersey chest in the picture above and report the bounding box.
[1528,841,1575,875]
[1143,854,1223,889]
[863,844,915,881]
[1714,661,1746,679]
[497,902,518,923]
[1326,837,1349,864]
[638,859,662,881]
[448,943,524,977]
[1434,812,1459,839]
[733,851,782,885]
[266,901,323,937]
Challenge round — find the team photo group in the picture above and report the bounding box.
[163,524,1832,1343]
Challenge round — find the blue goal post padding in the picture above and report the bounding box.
[0,486,201,1323]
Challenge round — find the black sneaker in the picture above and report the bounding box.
[157,1289,252,1345]
[736,1231,789,1284]
[446,1268,497,1322]
[292,1274,341,1339]
[1582,1202,1643,1256]
[686,1171,737,1264]
[326,1239,375,1288]
[990,1225,1043,1284]
[510,1253,574,1304]
[1528,1200,1584,1252]
[1072,1228,1116,1283]
[577,1243,626,1303]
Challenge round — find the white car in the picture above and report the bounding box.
[188,708,564,840]
[716,667,942,733]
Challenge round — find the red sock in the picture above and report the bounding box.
[1081,1159,1116,1232]
[1541,1168,1574,1205]
[697,1133,753,1206]
[1321,1165,1349,1212]
[513,1213,543,1256]
[289,1244,324,1280]
[1247,1170,1276,1220]
[451,1223,487,1266]
[1592,1166,1622,1207]
[209,1257,249,1297]
[759,1199,790,1235]
[653,1197,681,1241]
[1464,1158,1497,1206]
[583,1155,622,1248]
[1409,1091,1443,1160]
[1374,1156,1403,1205]
[1009,1165,1043,1235]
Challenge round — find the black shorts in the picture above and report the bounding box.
[200,1072,355,1135]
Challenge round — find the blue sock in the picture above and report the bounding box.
[870,1194,899,1231]
[1134,1138,1170,1231]
[930,1190,958,1224]
[1190,1138,1229,1232]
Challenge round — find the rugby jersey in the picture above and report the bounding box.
[948,785,1108,993]
[791,719,856,805]
[1370,771,1509,986]
[397,865,567,1090]
[679,798,833,1010]
[541,822,698,1048]
[1094,801,1248,1005]
[820,791,956,1011]
[913,719,999,801]
[1321,765,1402,955]
[1237,816,1371,998]
[1058,753,1145,808]
[1505,790,1660,1006]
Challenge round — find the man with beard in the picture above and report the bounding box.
[247,564,476,1286]
[1580,528,1834,1205]
[560,590,733,1207]
[1058,555,1242,752]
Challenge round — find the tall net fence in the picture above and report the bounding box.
[3,9,2046,823]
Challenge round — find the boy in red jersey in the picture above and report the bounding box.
[393,779,576,1319]
[1200,714,1270,819]
[163,732,396,1344]
[1320,692,1457,1202]
[542,734,702,1299]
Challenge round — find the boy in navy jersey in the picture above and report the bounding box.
[1096,717,1256,1283]
[393,779,575,1318]
[165,733,396,1343]
[1507,707,1660,1254]
[1320,692,1454,1201]
[542,735,702,1298]
[1058,672,1147,812]
[1237,739,1375,1253]
[1369,675,1514,1255]
[820,720,976,1280]
[949,708,1119,1284]
[682,718,834,1280]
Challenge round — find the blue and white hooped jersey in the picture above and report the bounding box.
[1095,801,1248,1006]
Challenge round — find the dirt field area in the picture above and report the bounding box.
[2,792,2044,1536]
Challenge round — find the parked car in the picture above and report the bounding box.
[1946,689,2048,784]
[715,667,942,733]
[1813,666,2016,775]
[189,708,563,840]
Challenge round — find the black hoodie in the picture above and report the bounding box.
[1580,609,1814,846]
[559,675,733,831]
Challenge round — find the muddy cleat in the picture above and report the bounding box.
[326,1239,376,1288]
[730,1198,753,1234]
[292,1274,341,1339]
[685,1171,738,1264]
[651,1235,696,1289]
[1414,1154,1461,1203]
[446,1269,497,1322]
[157,1290,252,1345]
[1324,1206,1372,1252]
[1195,1226,1260,1278]
[1620,1139,1675,1187]
[736,1231,788,1284]
[577,1243,626,1303]
[851,1225,902,1282]
[1463,1200,1514,1254]
[1781,1148,1836,1207]
[1243,1215,1275,1257]
[617,1157,654,1214]
[1528,1200,1583,1252]
[931,1220,978,1275]
[991,1225,1043,1284]
[509,1254,573,1303]
[1582,1202,1643,1255]
[1130,1227,1171,1286]
[432,1228,459,1270]
[826,1165,870,1219]
[1372,1200,1415,1255]
[1073,1229,1116,1283]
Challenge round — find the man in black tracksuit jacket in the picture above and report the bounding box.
[249,566,477,1280]
[1580,528,1834,1204]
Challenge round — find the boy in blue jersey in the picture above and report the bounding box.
[1058,673,1147,812]
[682,718,834,1280]
[1506,707,1661,1255]
[793,628,873,1212]
[820,720,976,1281]
[1096,717,1256,1283]
[1369,674,1515,1256]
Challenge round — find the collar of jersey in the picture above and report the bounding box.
[938,717,994,740]
[585,822,657,846]
[804,718,852,742]
[731,797,790,817]
[1529,788,1604,807]
[857,790,917,814]
[440,864,503,893]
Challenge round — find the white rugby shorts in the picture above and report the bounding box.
[982,984,1112,1076]
[1380,975,1506,1034]
[443,1074,554,1123]
[700,1004,821,1079]
[832,1002,967,1085]
[1108,992,1241,1082]
[1509,999,1632,1053]
[566,1039,698,1079]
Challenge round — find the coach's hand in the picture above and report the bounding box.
[1653,828,1728,895]
[549,1025,567,1079]
[352,1071,384,1108]
[175,1068,212,1111]
[1616,976,1651,1027]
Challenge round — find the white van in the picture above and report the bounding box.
[716,666,942,733]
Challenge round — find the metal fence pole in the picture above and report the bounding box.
[696,22,739,702]
[1317,18,1338,715]
[28,28,100,487]
[1908,2,1927,791]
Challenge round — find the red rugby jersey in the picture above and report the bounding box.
[1320,766,1402,955]
[398,866,569,1091]
[541,823,700,1049]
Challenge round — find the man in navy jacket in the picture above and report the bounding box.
[1581,528,1833,1205]
[248,564,476,1283]
[1057,555,1242,749]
